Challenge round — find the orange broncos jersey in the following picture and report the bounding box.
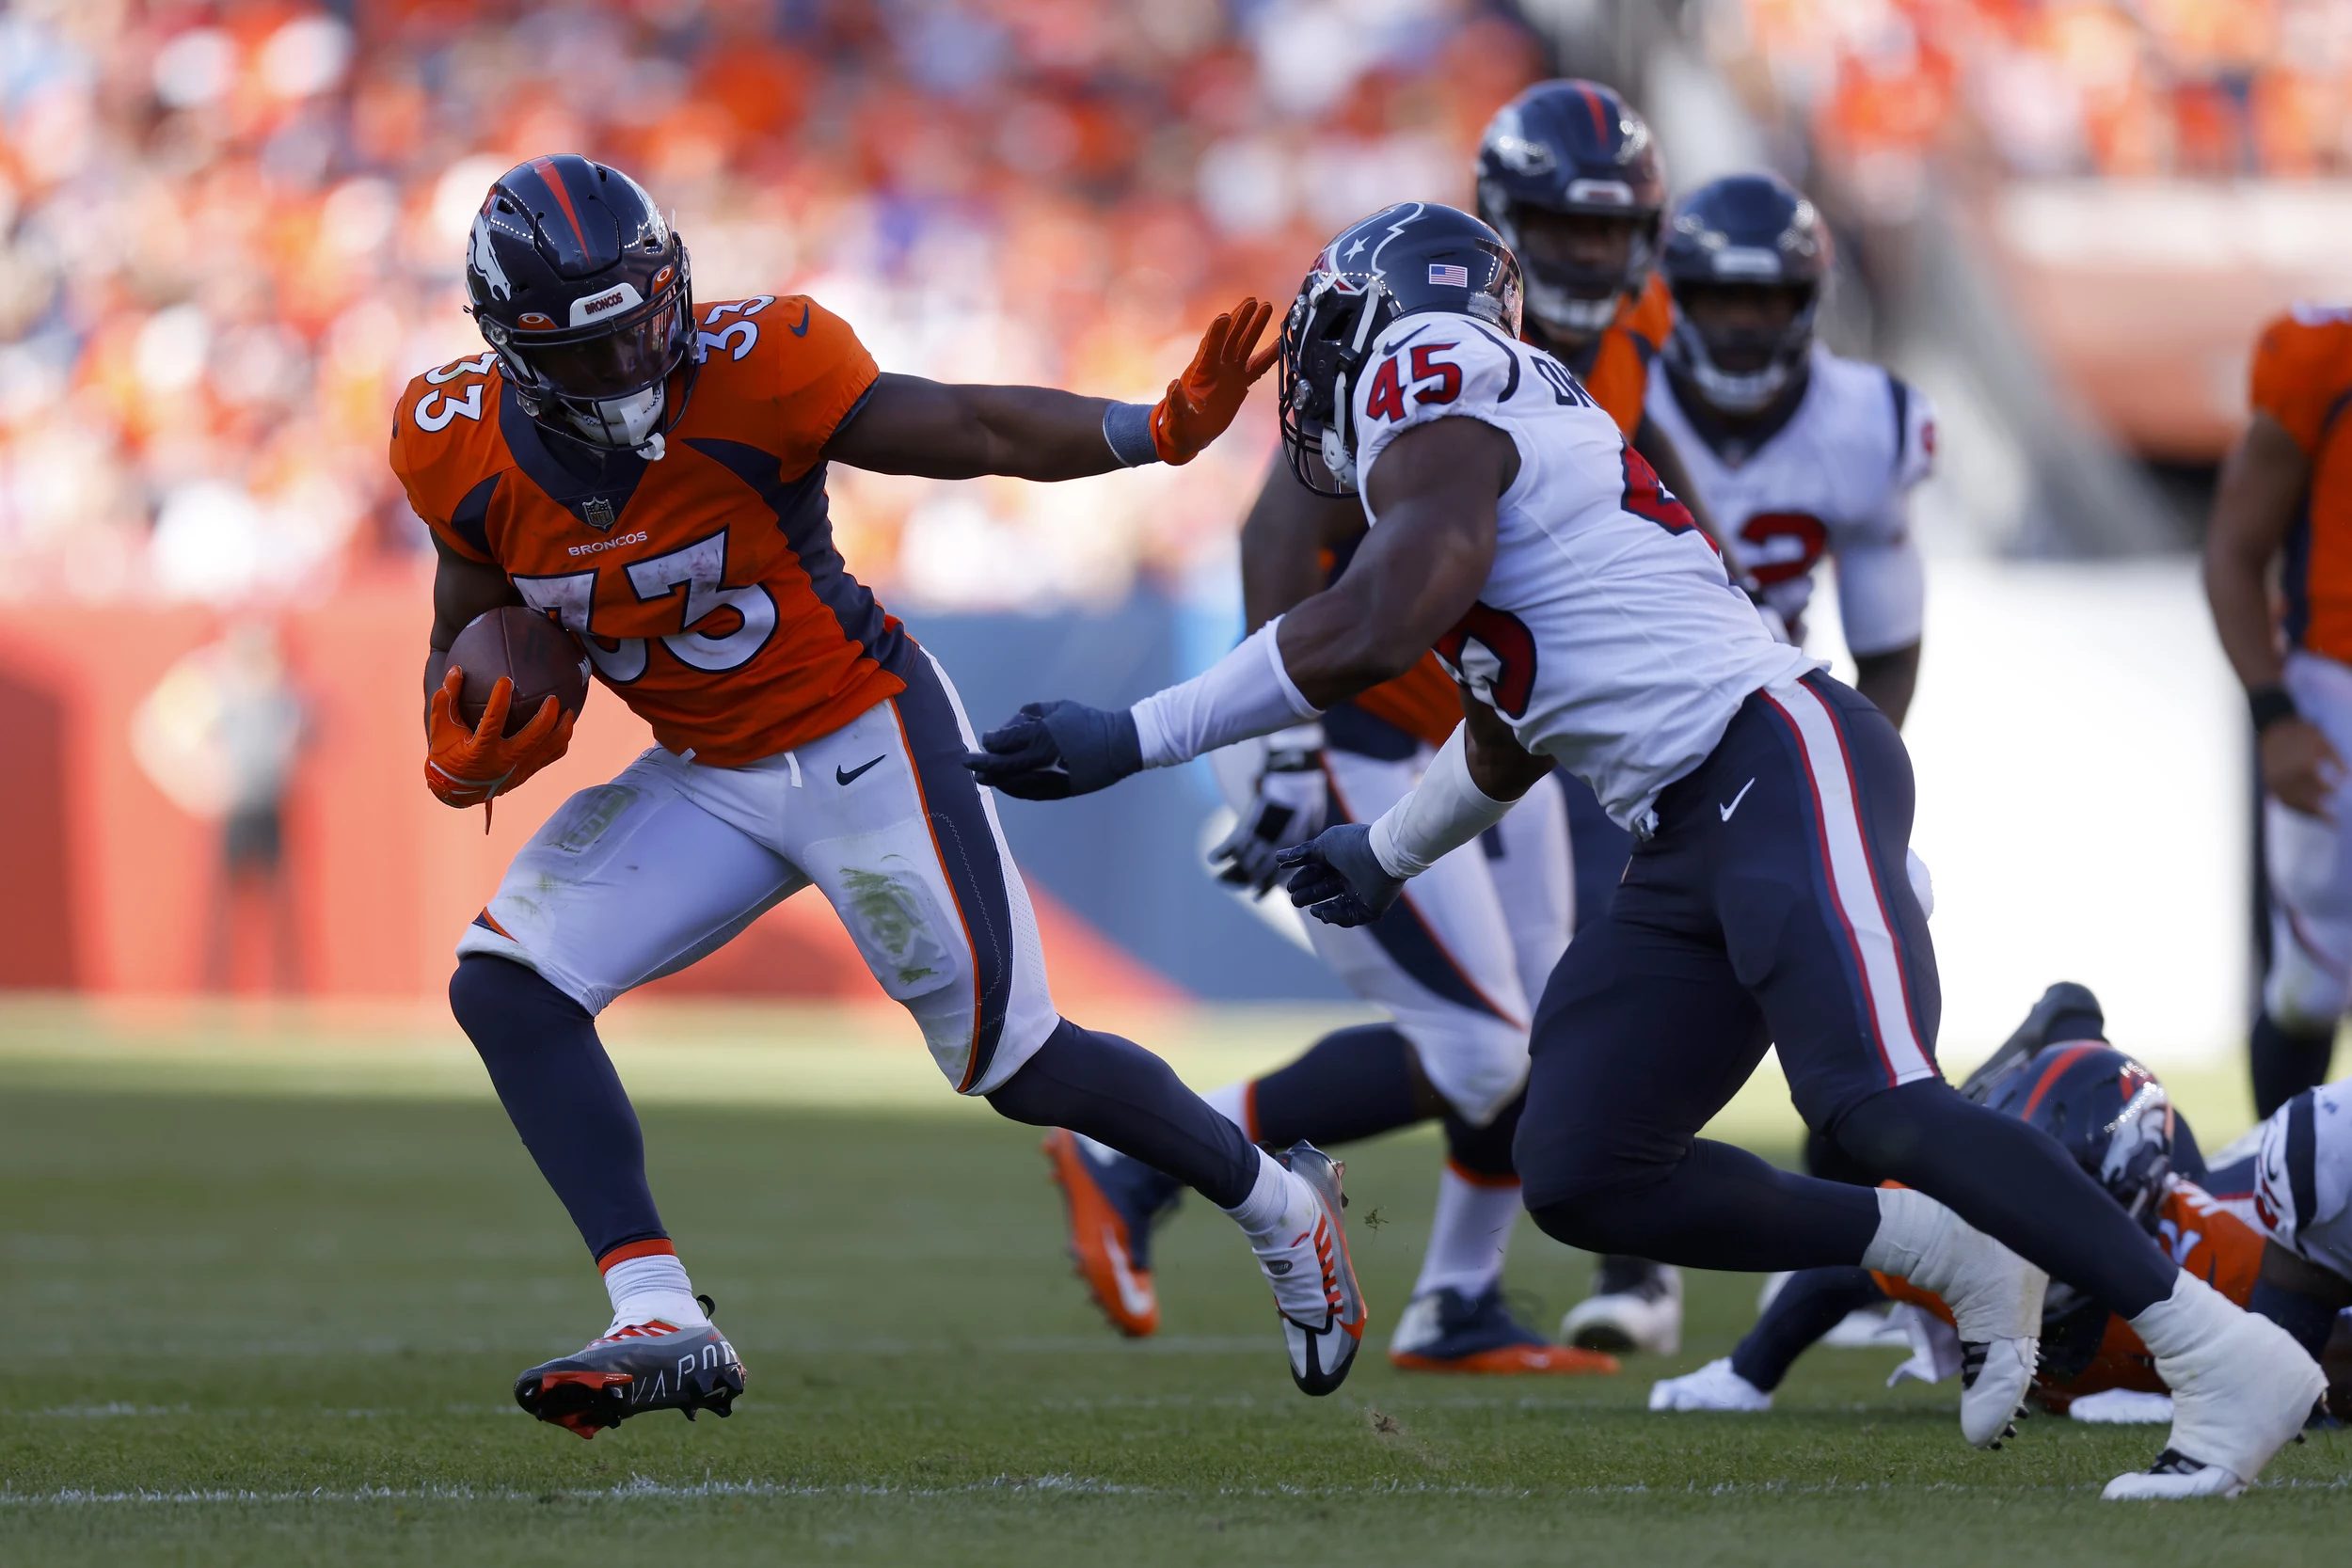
[2251,303,2352,665]
[392,295,908,768]
[1346,275,1672,748]
[1877,1179,2264,1406]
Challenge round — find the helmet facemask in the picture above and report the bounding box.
[475,236,698,458]
[1483,188,1657,341]
[1665,278,1820,416]
[1278,273,1392,499]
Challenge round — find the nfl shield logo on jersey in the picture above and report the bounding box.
[582,497,616,531]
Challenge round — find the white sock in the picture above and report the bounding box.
[2125,1269,2220,1360]
[602,1250,709,1332]
[1411,1164,1518,1299]
[1202,1081,1253,1138]
[1859,1185,1946,1280]
[1220,1147,1295,1238]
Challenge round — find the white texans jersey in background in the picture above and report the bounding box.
[1349,316,1810,833]
[1645,342,1932,657]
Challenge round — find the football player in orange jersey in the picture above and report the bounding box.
[1030,83,1710,1375]
[2205,303,2352,1121]
[393,155,1368,1437]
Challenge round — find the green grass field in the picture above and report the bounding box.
[0,1008,2342,1564]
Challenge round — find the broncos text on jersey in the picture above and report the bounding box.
[392,295,904,768]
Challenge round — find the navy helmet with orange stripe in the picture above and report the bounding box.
[1980,1041,2177,1231]
[465,154,695,454]
[1474,80,1666,341]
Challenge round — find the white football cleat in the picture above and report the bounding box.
[1865,1191,2044,1449]
[1822,1306,1915,1349]
[1561,1257,1682,1355]
[1248,1143,1365,1396]
[2104,1272,2324,1501]
[1649,1356,1772,1412]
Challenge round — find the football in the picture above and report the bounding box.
[447,605,591,737]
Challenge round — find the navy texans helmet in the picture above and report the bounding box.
[1981,1041,2177,1231]
[465,154,696,453]
[1278,202,1522,498]
[1659,172,1831,415]
[1473,79,1666,340]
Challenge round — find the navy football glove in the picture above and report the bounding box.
[1275,824,1406,927]
[965,700,1144,800]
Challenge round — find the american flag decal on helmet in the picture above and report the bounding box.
[1428,262,1470,287]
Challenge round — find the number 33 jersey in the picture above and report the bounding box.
[1348,318,1812,833]
[1645,343,1933,657]
[390,295,906,768]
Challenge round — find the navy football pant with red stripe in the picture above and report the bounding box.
[1518,673,2175,1315]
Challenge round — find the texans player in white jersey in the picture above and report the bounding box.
[1648,172,1930,729]
[968,203,2326,1498]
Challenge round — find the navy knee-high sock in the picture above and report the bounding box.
[989,1019,1260,1208]
[1835,1080,2175,1318]
[1249,1024,1436,1148]
[1730,1266,1888,1392]
[2252,1012,2336,1121]
[1525,1138,1883,1270]
[449,955,664,1263]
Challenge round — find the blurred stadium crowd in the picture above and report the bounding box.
[0,0,1540,613]
[1717,0,2352,220]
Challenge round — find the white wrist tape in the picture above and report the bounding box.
[1366,724,1512,878]
[1131,619,1323,768]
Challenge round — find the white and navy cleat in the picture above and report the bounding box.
[1561,1257,1683,1356]
[1251,1142,1365,1396]
[2104,1275,2325,1500]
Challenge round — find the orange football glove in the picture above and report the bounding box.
[424,666,574,819]
[1151,296,1280,466]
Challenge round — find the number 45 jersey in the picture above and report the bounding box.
[1644,342,1934,655]
[390,295,905,768]
[1348,319,1812,833]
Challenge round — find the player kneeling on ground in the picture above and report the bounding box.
[397,155,1364,1437]
[967,201,2327,1499]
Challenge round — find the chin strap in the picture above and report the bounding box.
[634,432,665,461]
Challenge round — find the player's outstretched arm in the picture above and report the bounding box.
[824,298,1278,482]
[2206,410,2340,817]
[965,417,1511,800]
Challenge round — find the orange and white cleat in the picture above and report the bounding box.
[1390,1286,1621,1375]
[514,1301,745,1439]
[1041,1128,1182,1338]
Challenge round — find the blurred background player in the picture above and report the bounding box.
[2205,304,2352,1120]
[1041,80,1703,1374]
[1645,171,1930,731]
[399,154,1367,1435]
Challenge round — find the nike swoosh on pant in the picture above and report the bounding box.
[1720,778,1756,821]
[836,755,885,786]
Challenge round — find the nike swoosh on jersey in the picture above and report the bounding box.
[836,755,885,786]
[790,302,811,337]
[1719,778,1756,821]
